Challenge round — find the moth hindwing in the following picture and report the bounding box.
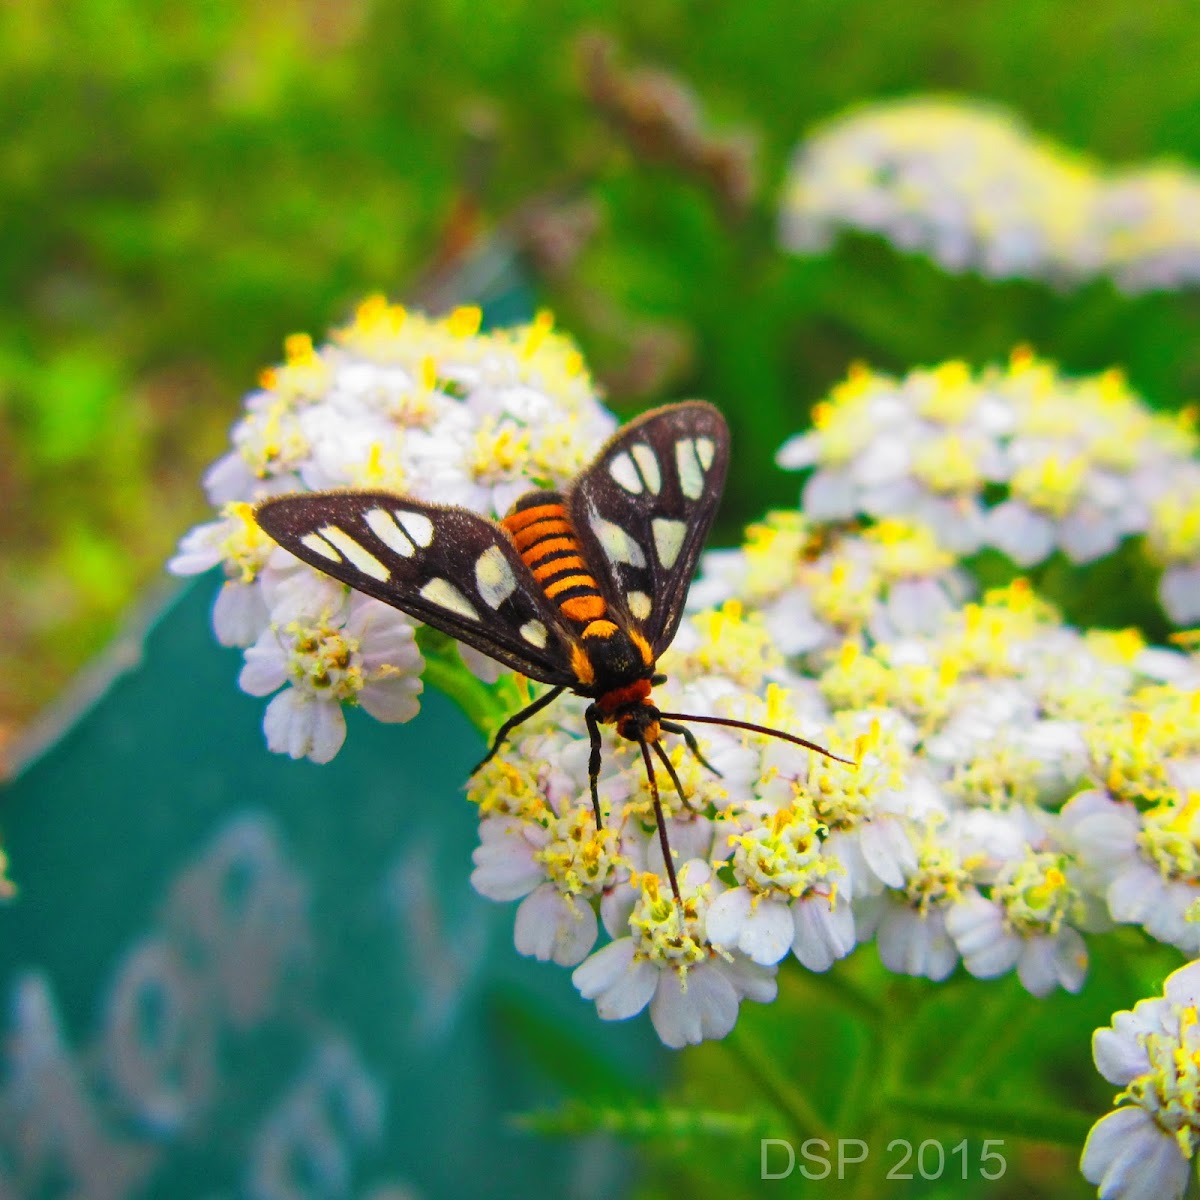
[568,400,729,656]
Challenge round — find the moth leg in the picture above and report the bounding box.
[651,738,703,816]
[661,720,722,778]
[472,684,567,775]
[637,737,682,905]
[584,703,604,828]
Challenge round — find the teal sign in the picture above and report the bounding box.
[0,580,662,1198]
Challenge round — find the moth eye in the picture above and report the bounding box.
[317,526,391,581]
[651,518,686,569]
[419,578,479,621]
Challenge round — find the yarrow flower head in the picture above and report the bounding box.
[781,96,1200,294]
[572,861,777,1049]
[171,302,617,760]
[775,352,1200,625]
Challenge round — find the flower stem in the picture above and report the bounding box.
[727,1022,835,1144]
[880,1089,1094,1145]
[797,961,887,1028]
[415,626,512,738]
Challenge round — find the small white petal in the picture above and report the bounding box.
[1108,866,1163,924]
[1059,508,1121,563]
[238,637,288,697]
[213,581,269,648]
[717,954,778,1005]
[1160,562,1200,625]
[1164,960,1200,1008]
[945,896,1021,977]
[877,905,957,981]
[262,689,346,763]
[470,835,542,902]
[775,433,821,470]
[1093,1027,1151,1087]
[803,468,859,521]
[988,502,1056,566]
[514,885,598,967]
[1080,1107,1189,1200]
[858,819,914,889]
[574,940,658,1021]
[706,891,793,966]
[359,676,423,723]
[649,961,740,1049]
[791,895,856,972]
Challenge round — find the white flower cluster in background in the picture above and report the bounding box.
[780,98,1200,294]
[776,351,1200,625]
[170,301,617,762]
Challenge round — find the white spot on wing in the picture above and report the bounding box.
[652,518,687,569]
[301,532,341,562]
[608,451,643,494]
[627,591,652,620]
[631,443,661,494]
[695,436,716,470]
[475,545,518,609]
[419,578,479,621]
[520,620,548,648]
[365,508,415,557]
[396,510,434,548]
[589,512,647,568]
[675,438,705,500]
[318,526,391,581]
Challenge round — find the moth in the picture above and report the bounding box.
[255,401,841,902]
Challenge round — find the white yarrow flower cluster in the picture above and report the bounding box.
[781,97,1200,294]
[170,301,617,761]
[774,353,1200,624]
[469,552,1200,1050]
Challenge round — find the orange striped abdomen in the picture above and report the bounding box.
[501,494,608,627]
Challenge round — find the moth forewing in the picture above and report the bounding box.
[253,490,577,686]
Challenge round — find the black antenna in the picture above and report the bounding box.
[658,712,856,766]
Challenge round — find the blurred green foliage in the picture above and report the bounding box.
[4,0,1200,735]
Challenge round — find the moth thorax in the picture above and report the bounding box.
[596,676,653,717]
[505,488,564,517]
[587,631,654,696]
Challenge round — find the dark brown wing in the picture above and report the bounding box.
[566,401,729,656]
[255,491,579,685]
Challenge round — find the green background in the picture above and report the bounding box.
[4,0,1200,737]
